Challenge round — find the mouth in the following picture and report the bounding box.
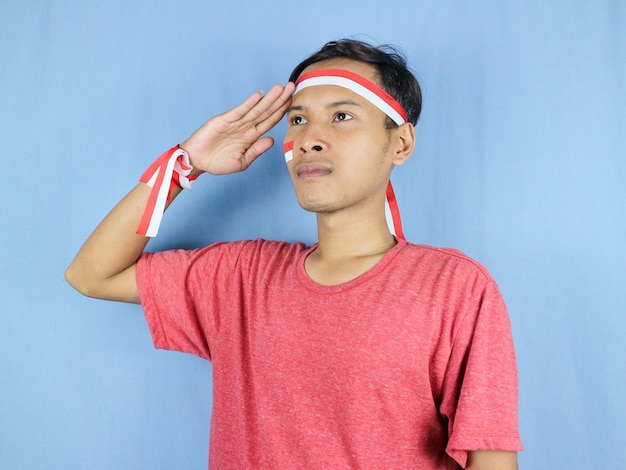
[296,163,333,179]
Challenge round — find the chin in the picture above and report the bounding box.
[297,197,338,214]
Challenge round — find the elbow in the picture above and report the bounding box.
[65,263,84,295]
[64,263,97,298]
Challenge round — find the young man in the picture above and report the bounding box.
[66,40,522,469]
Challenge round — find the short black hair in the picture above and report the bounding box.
[289,39,422,127]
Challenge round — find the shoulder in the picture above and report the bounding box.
[236,238,310,255]
[141,238,310,271]
[398,240,495,284]
[210,238,310,264]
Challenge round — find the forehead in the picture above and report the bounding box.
[292,59,386,113]
[299,58,380,86]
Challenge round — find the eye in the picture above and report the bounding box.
[290,115,307,125]
[334,112,353,122]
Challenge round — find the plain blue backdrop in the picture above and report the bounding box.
[1,1,624,469]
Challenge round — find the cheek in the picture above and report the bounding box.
[283,124,301,142]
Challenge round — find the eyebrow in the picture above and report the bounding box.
[287,99,363,114]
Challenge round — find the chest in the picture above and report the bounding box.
[243,287,439,397]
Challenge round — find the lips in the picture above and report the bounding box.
[295,163,332,178]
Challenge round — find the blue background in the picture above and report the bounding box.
[1,1,624,469]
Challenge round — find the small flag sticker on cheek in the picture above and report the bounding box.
[283,141,294,162]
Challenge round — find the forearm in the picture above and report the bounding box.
[65,182,182,303]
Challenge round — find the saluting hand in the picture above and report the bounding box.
[180,82,295,176]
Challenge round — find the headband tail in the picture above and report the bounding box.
[385,181,405,240]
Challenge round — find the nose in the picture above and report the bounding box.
[299,123,327,154]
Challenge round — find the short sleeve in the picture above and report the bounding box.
[441,279,523,467]
[136,243,235,361]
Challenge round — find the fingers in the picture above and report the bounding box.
[225,90,265,123]
[253,83,295,135]
[224,82,295,131]
[243,136,275,168]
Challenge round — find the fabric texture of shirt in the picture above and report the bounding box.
[137,238,523,469]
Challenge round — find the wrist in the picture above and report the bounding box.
[178,141,204,177]
[137,145,198,237]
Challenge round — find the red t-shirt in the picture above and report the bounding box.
[137,238,522,469]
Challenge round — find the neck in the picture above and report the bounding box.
[305,207,397,286]
[315,211,397,260]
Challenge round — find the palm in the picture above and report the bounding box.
[181,83,295,175]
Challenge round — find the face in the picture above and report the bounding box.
[284,58,407,217]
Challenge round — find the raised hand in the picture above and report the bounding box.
[180,82,295,176]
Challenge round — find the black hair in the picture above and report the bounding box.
[289,39,422,127]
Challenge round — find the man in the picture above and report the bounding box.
[66,39,522,469]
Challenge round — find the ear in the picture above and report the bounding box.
[390,122,415,166]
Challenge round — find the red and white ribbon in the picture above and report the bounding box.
[290,68,408,239]
[384,180,405,240]
[294,68,408,126]
[137,145,197,237]
[283,141,294,162]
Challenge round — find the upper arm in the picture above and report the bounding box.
[465,451,518,470]
[101,263,141,304]
[65,262,140,304]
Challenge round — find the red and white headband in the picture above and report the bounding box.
[284,68,407,239]
[293,68,408,125]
